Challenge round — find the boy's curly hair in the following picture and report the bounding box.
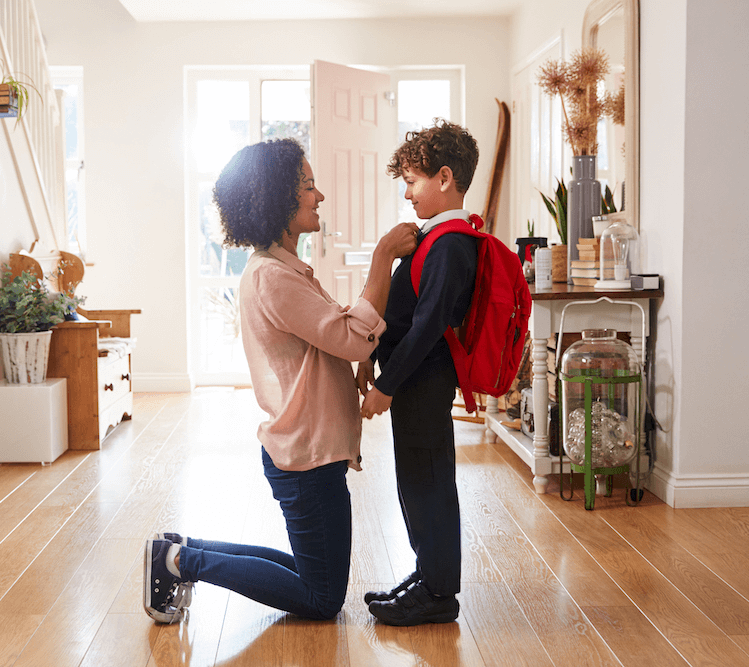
[213,138,305,250]
[386,119,479,193]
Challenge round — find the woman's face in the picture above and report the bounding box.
[288,158,325,237]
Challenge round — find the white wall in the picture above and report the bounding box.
[510,0,749,507]
[28,0,512,392]
[676,0,749,503]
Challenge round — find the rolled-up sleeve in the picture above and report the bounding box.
[255,259,385,362]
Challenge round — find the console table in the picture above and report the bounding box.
[484,283,663,494]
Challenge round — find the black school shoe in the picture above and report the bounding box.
[368,581,459,626]
[364,571,420,604]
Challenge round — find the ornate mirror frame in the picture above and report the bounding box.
[583,0,640,230]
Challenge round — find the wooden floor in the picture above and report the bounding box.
[1,389,749,667]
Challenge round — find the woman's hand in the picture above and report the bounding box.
[377,222,420,259]
[356,359,375,397]
[360,386,393,419]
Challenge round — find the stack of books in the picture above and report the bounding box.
[570,238,613,286]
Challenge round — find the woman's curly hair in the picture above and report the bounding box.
[387,118,479,194]
[213,138,305,250]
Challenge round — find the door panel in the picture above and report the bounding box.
[312,60,396,304]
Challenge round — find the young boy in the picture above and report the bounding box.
[358,119,479,626]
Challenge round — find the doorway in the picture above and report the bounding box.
[185,64,460,386]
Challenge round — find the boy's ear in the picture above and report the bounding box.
[438,165,455,192]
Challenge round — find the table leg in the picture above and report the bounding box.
[532,336,550,494]
[484,395,498,443]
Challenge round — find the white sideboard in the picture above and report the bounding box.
[484,283,663,494]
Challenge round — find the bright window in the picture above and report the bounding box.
[51,67,86,257]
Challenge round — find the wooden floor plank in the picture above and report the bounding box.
[540,499,749,666]
[0,500,120,614]
[213,595,286,666]
[12,538,143,667]
[78,613,157,667]
[282,615,350,666]
[0,613,45,667]
[4,389,748,667]
[460,583,555,667]
[580,605,690,666]
[146,584,231,667]
[601,507,749,635]
[0,450,90,543]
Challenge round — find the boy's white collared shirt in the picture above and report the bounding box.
[420,209,470,235]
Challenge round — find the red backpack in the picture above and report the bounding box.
[410,214,532,414]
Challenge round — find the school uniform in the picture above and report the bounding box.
[374,209,477,596]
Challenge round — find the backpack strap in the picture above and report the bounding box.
[410,214,485,414]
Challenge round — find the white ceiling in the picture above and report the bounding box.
[117,0,519,22]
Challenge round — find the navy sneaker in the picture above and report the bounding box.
[155,532,187,546]
[153,532,194,608]
[143,538,191,624]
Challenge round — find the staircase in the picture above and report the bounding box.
[1,0,65,271]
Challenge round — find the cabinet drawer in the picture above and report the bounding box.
[98,355,131,411]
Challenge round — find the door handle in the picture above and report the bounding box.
[322,221,342,257]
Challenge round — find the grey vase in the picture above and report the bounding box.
[567,155,601,284]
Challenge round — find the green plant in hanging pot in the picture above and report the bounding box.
[0,59,41,122]
[0,265,83,384]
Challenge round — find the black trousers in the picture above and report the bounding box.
[389,358,461,596]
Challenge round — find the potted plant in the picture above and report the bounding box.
[0,59,40,122]
[539,177,568,283]
[0,265,82,384]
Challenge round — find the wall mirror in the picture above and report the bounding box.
[583,0,639,230]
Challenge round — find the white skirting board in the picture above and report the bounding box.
[647,464,749,508]
[132,373,194,393]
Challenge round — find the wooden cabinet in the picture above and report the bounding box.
[47,311,139,450]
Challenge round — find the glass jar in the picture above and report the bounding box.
[560,329,641,468]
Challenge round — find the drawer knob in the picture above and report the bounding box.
[121,373,130,381]
[104,383,114,391]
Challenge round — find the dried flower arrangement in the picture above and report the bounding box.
[537,48,623,156]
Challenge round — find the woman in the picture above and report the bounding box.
[143,138,418,624]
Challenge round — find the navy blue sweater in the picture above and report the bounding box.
[374,231,477,396]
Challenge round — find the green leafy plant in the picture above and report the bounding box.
[0,59,42,123]
[0,265,83,333]
[539,178,568,245]
[601,184,618,215]
[527,219,535,236]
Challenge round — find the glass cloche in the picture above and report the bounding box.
[595,218,640,290]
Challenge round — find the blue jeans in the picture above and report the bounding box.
[179,448,352,619]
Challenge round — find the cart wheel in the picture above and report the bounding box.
[630,488,644,502]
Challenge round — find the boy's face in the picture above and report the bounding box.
[402,166,445,220]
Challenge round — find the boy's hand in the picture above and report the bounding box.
[361,386,393,419]
[378,223,420,259]
[356,359,375,397]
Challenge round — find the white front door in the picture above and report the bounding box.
[311,60,397,305]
